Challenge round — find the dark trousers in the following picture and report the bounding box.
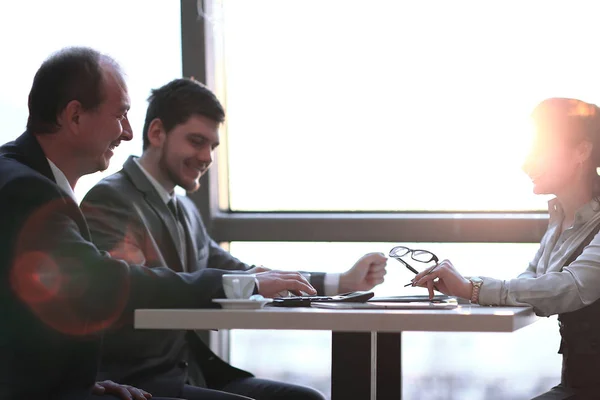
[188,378,326,400]
[88,396,183,400]
[116,379,325,400]
[118,374,325,400]
[88,388,248,400]
[111,372,253,400]
[106,361,325,400]
[532,347,600,400]
[531,385,600,400]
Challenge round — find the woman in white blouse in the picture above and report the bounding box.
[413,97,600,399]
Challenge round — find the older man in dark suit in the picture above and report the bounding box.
[80,78,388,400]
[0,48,314,400]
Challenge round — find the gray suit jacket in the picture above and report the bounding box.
[80,156,326,392]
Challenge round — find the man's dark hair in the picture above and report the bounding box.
[26,47,120,134]
[142,78,225,150]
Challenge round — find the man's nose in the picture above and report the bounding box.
[121,117,133,141]
[197,146,213,164]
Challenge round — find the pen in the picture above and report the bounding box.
[404,263,440,290]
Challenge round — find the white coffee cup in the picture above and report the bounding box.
[223,274,257,299]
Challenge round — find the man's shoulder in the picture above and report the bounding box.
[83,169,137,202]
[0,156,65,218]
[0,155,54,191]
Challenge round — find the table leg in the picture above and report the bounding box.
[331,332,402,400]
[331,332,372,400]
[376,332,402,400]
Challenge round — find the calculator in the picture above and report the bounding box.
[269,291,374,307]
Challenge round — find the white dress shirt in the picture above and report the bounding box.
[133,158,188,269]
[133,157,340,295]
[46,158,77,202]
[479,198,600,316]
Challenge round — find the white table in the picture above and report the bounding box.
[135,305,538,400]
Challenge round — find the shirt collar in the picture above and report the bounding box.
[133,157,174,205]
[548,197,600,227]
[46,158,77,203]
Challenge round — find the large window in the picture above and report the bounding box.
[197,1,600,399]
[0,0,183,200]
[213,0,600,212]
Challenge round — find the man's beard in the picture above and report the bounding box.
[159,147,200,193]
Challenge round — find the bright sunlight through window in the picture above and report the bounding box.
[208,0,600,212]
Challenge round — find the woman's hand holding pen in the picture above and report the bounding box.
[411,259,472,300]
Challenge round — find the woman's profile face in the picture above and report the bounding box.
[522,123,583,196]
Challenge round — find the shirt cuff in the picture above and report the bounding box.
[323,273,341,296]
[477,277,504,306]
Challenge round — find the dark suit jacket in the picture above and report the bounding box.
[0,133,231,400]
[80,156,326,392]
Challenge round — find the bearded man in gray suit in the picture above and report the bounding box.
[80,78,388,400]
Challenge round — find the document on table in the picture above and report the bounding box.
[311,301,458,310]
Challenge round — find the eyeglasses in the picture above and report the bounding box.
[389,246,439,287]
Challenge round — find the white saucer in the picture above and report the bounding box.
[213,298,272,309]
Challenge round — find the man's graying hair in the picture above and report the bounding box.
[27,46,122,134]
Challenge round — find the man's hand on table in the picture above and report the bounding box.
[246,265,271,274]
[254,270,317,298]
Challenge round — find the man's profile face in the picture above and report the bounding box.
[158,114,220,192]
[77,64,132,174]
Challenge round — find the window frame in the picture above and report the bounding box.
[181,0,548,245]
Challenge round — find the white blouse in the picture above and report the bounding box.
[478,198,600,316]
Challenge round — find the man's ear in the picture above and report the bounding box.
[61,100,83,134]
[147,118,166,148]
